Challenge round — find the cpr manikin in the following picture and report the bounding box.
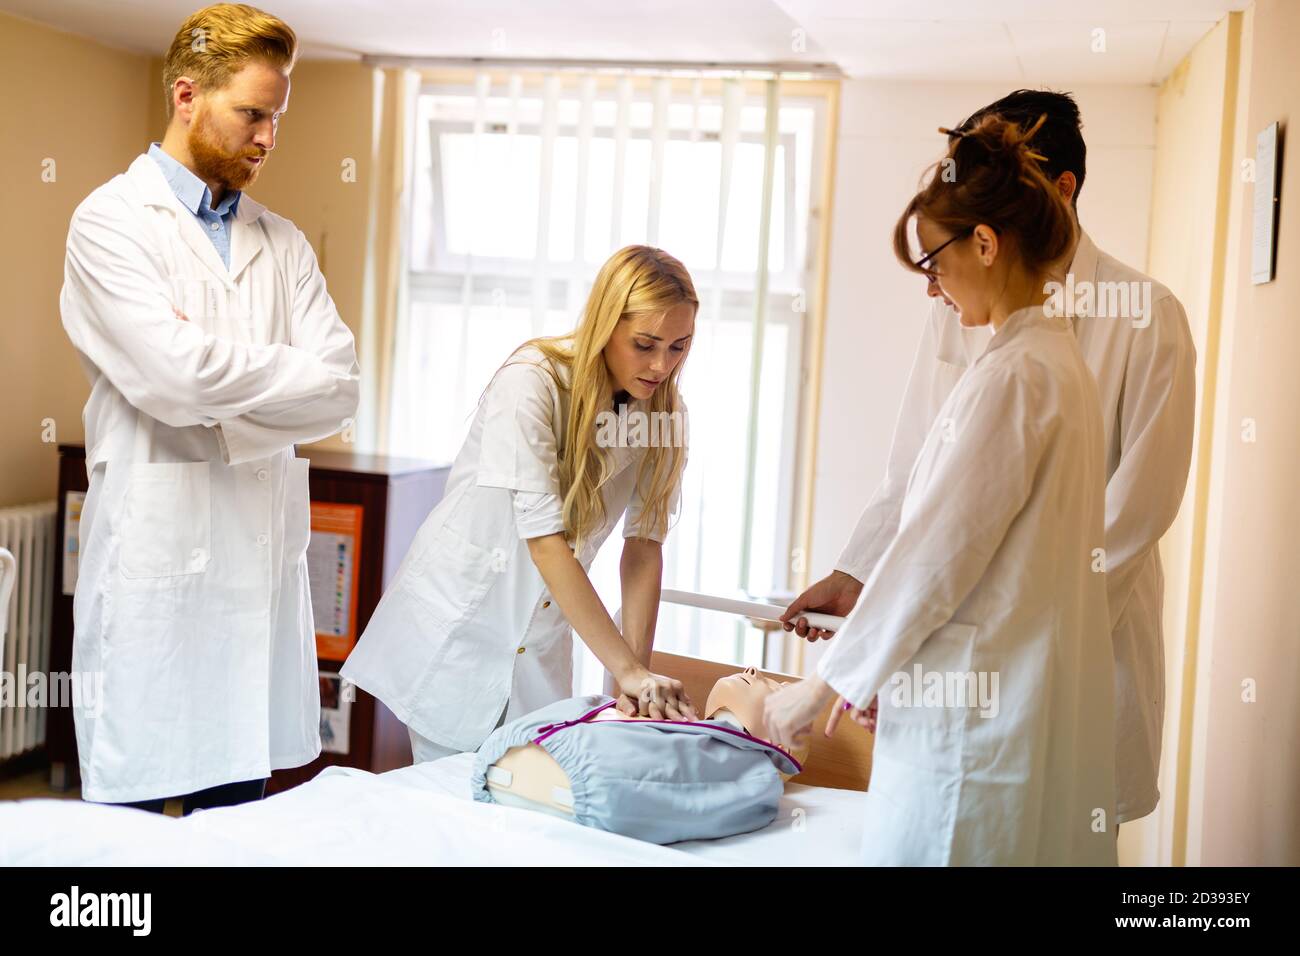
[470,669,809,844]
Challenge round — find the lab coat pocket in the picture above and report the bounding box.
[282,457,312,564]
[878,621,977,773]
[119,462,212,578]
[857,760,950,867]
[172,276,224,327]
[404,523,498,631]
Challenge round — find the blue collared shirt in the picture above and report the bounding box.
[147,142,241,269]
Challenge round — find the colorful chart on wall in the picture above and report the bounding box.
[62,491,85,596]
[318,671,352,756]
[308,502,363,661]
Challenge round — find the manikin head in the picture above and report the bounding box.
[706,667,810,767]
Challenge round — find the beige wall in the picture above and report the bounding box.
[0,13,151,506]
[1128,13,1242,867]
[1191,0,1300,866]
[1142,0,1300,867]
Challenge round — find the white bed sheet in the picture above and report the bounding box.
[387,753,867,865]
[0,754,865,866]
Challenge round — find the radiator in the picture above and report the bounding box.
[0,501,57,761]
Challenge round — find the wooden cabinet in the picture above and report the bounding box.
[267,451,448,792]
[48,445,449,794]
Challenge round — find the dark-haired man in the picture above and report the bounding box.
[784,89,1196,830]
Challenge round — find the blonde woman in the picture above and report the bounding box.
[343,246,699,762]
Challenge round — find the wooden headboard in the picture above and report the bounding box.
[649,650,873,792]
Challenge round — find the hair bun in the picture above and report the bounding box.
[895,110,1076,280]
[949,113,1055,183]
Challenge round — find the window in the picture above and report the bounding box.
[390,71,833,682]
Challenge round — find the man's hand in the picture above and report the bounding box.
[781,570,863,641]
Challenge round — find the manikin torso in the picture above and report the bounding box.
[486,668,806,816]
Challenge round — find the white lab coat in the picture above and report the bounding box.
[60,154,361,803]
[820,306,1117,866]
[836,231,1195,823]
[341,346,685,754]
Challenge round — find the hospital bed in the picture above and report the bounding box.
[0,591,873,866]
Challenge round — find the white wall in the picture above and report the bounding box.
[805,81,1158,673]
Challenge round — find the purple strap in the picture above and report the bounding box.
[532,700,618,744]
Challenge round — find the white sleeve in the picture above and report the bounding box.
[511,491,567,540]
[818,362,1049,708]
[214,229,361,465]
[475,362,563,496]
[59,192,350,438]
[834,299,968,582]
[1101,294,1197,627]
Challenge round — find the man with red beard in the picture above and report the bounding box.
[59,4,359,814]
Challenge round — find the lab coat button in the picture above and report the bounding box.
[542,600,551,608]
[190,547,206,567]
[517,647,526,655]
[256,533,269,546]
[256,469,269,481]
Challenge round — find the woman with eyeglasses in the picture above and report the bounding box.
[763,114,1117,866]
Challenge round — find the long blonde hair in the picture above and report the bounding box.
[494,246,697,551]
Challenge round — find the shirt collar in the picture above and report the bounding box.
[1057,227,1101,328]
[983,304,1070,358]
[147,142,241,218]
[942,227,1101,364]
[1067,228,1101,289]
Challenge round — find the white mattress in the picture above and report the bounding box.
[0,753,865,866]
[387,752,867,865]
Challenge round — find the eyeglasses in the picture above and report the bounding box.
[913,227,975,280]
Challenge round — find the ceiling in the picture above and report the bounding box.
[0,0,1252,84]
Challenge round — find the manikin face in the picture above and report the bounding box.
[706,667,787,740]
[602,302,695,401]
[184,60,290,194]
